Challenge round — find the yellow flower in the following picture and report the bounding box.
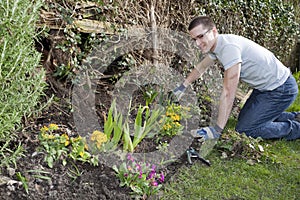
[175,122,181,127]
[96,143,102,149]
[47,134,55,139]
[72,136,82,143]
[166,111,172,117]
[79,151,85,158]
[91,131,108,149]
[65,140,70,146]
[40,126,49,133]
[171,114,180,121]
[60,134,70,146]
[49,124,59,130]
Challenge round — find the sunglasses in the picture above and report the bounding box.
[193,29,212,41]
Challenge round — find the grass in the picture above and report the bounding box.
[287,72,300,112]
[161,139,300,200]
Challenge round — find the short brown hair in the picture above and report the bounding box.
[188,16,216,31]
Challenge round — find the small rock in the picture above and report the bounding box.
[0,175,12,186]
[7,167,16,177]
[221,152,228,159]
[246,159,256,165]
[258,144,264,152]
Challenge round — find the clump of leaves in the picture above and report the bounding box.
[216,130,266,164]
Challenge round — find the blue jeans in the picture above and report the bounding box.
[236,75,300,140]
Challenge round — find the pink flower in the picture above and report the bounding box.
[127,154,134,162]
[159,172,164,183]
[147,171,156,180]
[151,164,156,171]
[151,181,158,186]
[135,163,142,171]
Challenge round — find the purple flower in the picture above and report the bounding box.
[138,171,143,179]
[127,154,134,162]
[151,164,156,171]
[151,180,158,186]
[135,163,142,171]
[159,172,164,183]
[147,170,156,180]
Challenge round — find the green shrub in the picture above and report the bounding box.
[0,0,46,140]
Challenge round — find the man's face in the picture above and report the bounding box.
[189,24,217,54]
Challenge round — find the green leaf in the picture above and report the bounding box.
[112,165,119,173]
[123,122,134,152]
[46,156,54,168]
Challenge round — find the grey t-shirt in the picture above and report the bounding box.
[209,34,290,91]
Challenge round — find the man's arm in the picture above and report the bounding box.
[183,55,215,87]
[217,63,241,129]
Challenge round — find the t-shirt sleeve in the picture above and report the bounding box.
[219,45,242,70]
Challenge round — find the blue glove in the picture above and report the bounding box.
[191,126,222,140]
[172,84,186,101]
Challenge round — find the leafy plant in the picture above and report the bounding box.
[143,85,159,107]
[0,0,46,168]
[102,99,164,152]
[113,154,164,198]
[38,124,99,168]
[38,124,69,168]
[159,103,191,137]
[102,100,125,151]
[27,169,51,181]
[0,141,25,171]
[67,162,84,183]
[69,136,98,166]
[123,103,164,152]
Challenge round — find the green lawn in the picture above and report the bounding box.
[161,139,300,200]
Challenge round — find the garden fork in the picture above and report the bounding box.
[186,147,211,166]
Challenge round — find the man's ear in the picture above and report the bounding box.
[212,27,218,35]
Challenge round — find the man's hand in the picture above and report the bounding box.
[191,126,222,140]
[169,84,186,102]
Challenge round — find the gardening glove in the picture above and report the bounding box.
[168,83,186,103]
[191,125,222,140]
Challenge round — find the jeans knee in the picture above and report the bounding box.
[235,121,246,133]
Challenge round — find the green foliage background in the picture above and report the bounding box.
[0,0,46,141]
